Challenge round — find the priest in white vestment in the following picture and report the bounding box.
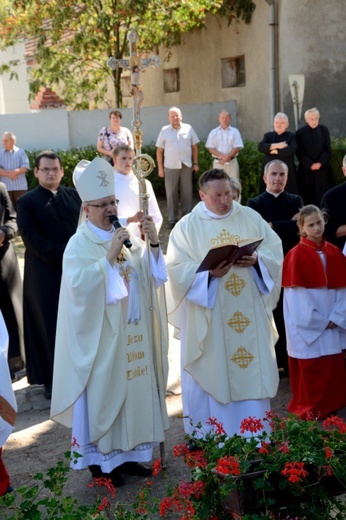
[166,169,283,438]
[51,158,169,487]
[112,145,162,239]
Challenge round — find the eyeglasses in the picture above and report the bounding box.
[39,167,61,174]
[87,200,119,210]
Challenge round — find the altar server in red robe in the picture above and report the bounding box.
[282,205,346,419]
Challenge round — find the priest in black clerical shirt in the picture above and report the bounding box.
[258,112,298,195]
[247,160,303,376]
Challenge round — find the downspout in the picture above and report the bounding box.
[265,0,278,129]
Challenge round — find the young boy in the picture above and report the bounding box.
[112,145,163,239]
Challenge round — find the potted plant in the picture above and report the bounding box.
[159,412,346,519]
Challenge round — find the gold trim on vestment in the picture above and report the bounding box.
[210,229,240,247]
[227,311,251,334]
[231,347,254,369]
[224,272,246,296]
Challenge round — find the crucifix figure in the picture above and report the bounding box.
[107,30,160,148]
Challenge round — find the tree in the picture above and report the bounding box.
[0,0,256,109]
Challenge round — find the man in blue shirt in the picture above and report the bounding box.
[0,132,30,209]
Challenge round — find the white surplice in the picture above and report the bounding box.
[114,170,163,238]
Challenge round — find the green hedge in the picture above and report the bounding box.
[24,138,346,203]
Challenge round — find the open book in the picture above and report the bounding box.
[196,238,263,273]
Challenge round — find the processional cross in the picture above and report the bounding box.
[108,29,160,235]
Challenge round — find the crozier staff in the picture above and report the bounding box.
[51,157,169,487]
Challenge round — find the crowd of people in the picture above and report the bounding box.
[1,105,346,495]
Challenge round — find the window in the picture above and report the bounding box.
[163,68,180,93]
[221,56,245,88]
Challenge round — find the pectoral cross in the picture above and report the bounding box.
[118,262,133,283]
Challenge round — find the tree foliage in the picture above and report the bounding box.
[0,0,256,109]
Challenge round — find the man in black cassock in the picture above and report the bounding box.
[247,160,303,376]
[321,155,346,250]
[258,112,298,195]
[0,183,24,378]
[296,108,333,207]
[17,151,81,399]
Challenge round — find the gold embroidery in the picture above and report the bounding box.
[231,347,254,369]
[210,229,240,247]
[224,272,246,296]
[228,311,251,334]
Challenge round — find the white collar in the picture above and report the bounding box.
[201,202,233,219]
[87,220,114,239]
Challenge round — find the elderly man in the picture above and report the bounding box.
[156,106,199,228]
[166,168,283,438]
[51,157,169,487]
[296,107,333,206]
[258,113,298,194]
[0,132,30,208]
[206,110,243,179]
[321,155,346,250]
[17,151,81,399]
[247,160,303,376]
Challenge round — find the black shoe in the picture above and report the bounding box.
[169,222,176,230]
[44,384,52,400]
[117,462,152,477]
[5,486,14,495]
[89,465,125,487]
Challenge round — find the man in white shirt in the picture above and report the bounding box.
[206,110,243,180]
[156,107,199,228]
[112,145,162,239]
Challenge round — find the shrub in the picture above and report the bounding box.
[23,137,346,203]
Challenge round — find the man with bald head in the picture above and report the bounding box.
[0,132,30,208]
[206,110,243,180]
[156,107,199,228]
[248,160,303,376]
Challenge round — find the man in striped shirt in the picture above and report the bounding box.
[0,132,30,209]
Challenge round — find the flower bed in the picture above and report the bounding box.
[159,413,346,519]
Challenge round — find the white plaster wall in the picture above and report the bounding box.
[279,0,346,136]
[0,42,31,114]
[0,101,236,151]
[0,109,70,150]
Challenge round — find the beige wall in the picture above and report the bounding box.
[278,0,346,135]
[138,5,271,141]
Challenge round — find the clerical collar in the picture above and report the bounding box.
[201,202,233,219]
[265,189,283,198]
[87,220,114,240]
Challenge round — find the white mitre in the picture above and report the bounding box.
[73,157,115,201]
